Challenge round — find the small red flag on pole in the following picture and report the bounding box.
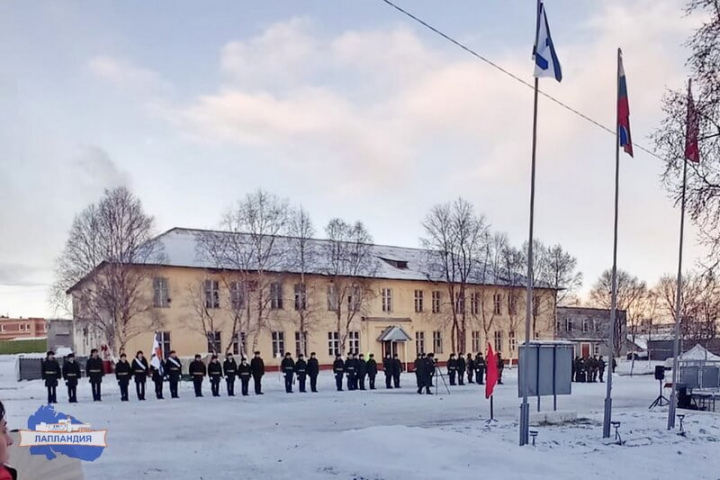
[485,343,498,399]
[685,80,700,163]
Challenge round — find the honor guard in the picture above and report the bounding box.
[238,357,251,396]
[208,355,223,397]
[86,348,104,401]
[333,354,345,391]
[382,354,393,389]
[281,352,295,394]
[132,351,149,400]
[62,353,80,403]
[447,354,458,385]
[307,352,319,393]
[115,353,131,401]
[41,351,60,404]
[250,352,265,395]
[366,354,378,390]
[345,353,357,391]
[466,353,476,384]
[189,354,207,397]
[392,354,402,388]
[223,353,237,397]
[357,353,368,390]
[165,351,182,398]
[150,359,165,400]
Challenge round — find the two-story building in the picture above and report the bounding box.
[68,228,559,369]
[0,317,46,341]
[555,306,628,358]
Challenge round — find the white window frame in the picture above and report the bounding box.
[414,290,424,313]
[153,277,170,308]
[432,291,441,314]
[471,331,481,353]
[204,280,220,309]
[433,331,443,354]
[416,331,425,355]
[270,282,284,310]
[328,331,340,356]
[271,331,285,357]
[494,331,503,353]
[348,331,360,355]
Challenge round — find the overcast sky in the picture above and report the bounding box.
[0,0,705,318]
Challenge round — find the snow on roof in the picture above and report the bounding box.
[678,344,720,362]
[377,326,413,342]
[126,228,553,289]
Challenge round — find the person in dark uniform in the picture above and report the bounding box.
[367,353,378,390]
[333,354,345,391]
[223,353,237,397]
[238,356,251,396]
[496,352,504,385]
[281,352,295,393]
[447,353,458,385]
[413,353,422,388]
[86,348,104,401]
[150,359,165,400]
[392,354,402,388]
[208,355,223,397]
[383,353,393,389]
[189,354,206,397]
[41,351,60,404]
[115,353,131,401]
[165,351,182,398]
[612,358,617,373]
[598,356,607,383]
[457,352,466,386]
[417,353,434,395]
[345,353,357,391]
[307,352,319,393]
[467,353,475,384]
[132,351,149,400]
[295,353,308,393]
[475,353,485,385]
[357,353,368,390]
[62,353,80,403]
[250,351,265,395]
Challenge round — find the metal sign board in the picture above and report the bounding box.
[518,342,573,398]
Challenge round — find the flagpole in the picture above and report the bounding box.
[602,48,622,439]
[668,79,692,430]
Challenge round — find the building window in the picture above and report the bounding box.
[270,282,284,310]
[493,294,502,315]
[508,294,518,316]
[348,331,360,354]
[232,332,247,356]
[471,331,481,353]
[594,319,601,332]
[508,331,516,352]
[455,292,465,313]
[271,331,285,357]
[433,331,443,354]
[432,291,441,313]
[295,331,308,356]
[348,286,360,312]
[204,280,220,309]
[158,331,171,359]
[582,318,589,333]
[593,343,601,355]
[556,319,561,332]
[153,277,170,308]
[565,318,573,332]
[416,331,425,355]
[494,331,503,353]
[294,284,307,311]
[207,331,221,353]
[327,284,339,311]
[0,325,4,333]
[470,292,480,315]
[414,290,424,313]
[230,281,245,310]
[381,288,393,313]
[328,331,340,356]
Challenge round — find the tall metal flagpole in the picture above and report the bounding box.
[668,79,692,430]
[603,48,621,439]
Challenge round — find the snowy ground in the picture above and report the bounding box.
[1,357,718,480]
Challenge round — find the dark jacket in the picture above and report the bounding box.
[307,357,320,376]
[333,358,345,374]
[41,359,61,386]
[281,357,295,375]
[86,357,105,382]
[457,356,466,372]
[413,357,421,373]
[132,357,149,382]
[151,362,165,382]
[392,358,402,376]
[208,361,223,379]
[344,359,356,375]
[238,362,251,378]
[357,359,367,376]
[467,356,476,371]
[250,357,265,377]
[295,359,307,376]
[382,357,393,375]
[190,360,207,378]
[62,360,81,385]
[367,358,378,376]
[223,359,238,378]
[115,360,131,382]
[447,357,458,372]
[166,357,182,380]
[475,356,486,370]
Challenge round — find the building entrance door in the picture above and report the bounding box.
[581,343,591,358]
[383,341,398,358]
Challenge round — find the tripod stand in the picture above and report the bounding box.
[433,363,451,395]
[648,378,669,409]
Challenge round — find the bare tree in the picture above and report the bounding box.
[469,233,508,355]
[323,219,376,355]
[421,198,488,353]
[502,243,526,364]
[287,206,317,356]
[53,187,164,354]
[653,1,720,263]
[589,269,647,356]
[183,279,224,353]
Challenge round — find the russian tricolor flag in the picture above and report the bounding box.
[618,50,633,157]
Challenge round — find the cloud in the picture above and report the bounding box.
[88,56,170,93]
[0,264,46,287]
[73,145,130,190]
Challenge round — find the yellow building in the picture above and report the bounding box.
[69,228,558,369]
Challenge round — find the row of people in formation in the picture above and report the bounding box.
[442,352,506,386]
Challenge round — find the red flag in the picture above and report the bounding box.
[685,80,700,163]
[485,343,498,399]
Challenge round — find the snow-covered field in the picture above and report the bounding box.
[1,356,718,480]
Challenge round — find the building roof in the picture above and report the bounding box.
[69,227,559,292]
[377,326,413,342]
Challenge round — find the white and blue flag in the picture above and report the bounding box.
[533,2,562,82]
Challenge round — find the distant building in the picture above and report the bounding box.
[47,319,74,353]
[0,317,46,341]
[555,306,627,358]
